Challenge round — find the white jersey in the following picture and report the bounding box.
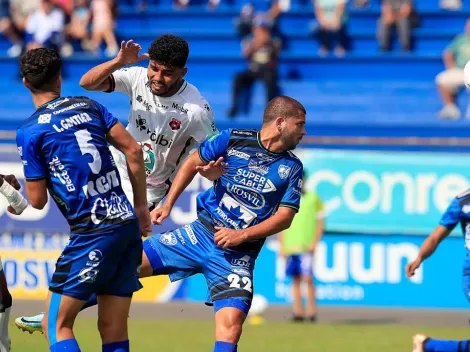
[108,66,218,206]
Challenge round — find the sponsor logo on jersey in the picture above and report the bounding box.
[160,232,177,246]
[169,117,182,131]
[248,160,269,175]
[227,149,250,160]
[141,143,155,176]
[226,183,265,210]
[172,102,188,114]
[78,267,99,283]
[136,95,153,111]
[233,130,255,136]
[38,114,51,124]
[47,98,69,109]
[231,255,251,268]
[183,225,198,245]
[53,102,87,115]
[278,165,291,179]
[256,153,275,163]
[90,192,134,225]
[136,116,146,131]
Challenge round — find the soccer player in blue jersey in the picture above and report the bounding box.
[16,48,151,352]
[143,95,306,351]
[406,189,470,352]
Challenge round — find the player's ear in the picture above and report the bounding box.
[22,77,29,89]
[275,116,285,132]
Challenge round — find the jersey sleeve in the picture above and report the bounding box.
[439,198,463,230]
[93,100,119,133]
[198,129,231,163]
[108,67,143,96]
[16,127,47,181]
[190,102,218,144]
[279,162,304,212]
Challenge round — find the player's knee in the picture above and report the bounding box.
[217,322,243,343]
[97,315,127,343]
[302,275,313,284]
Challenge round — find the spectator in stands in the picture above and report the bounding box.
[235,1,284,45]
[435,19,470,120]
[0,0,24,57]
[377,0,412,52]
[440,0,461,11]
[227,17,280,118]
[311,0,349,57]
[62,0,91,56]
[25,0,65,52]
[173,0,219,10]
[90,0,118,57]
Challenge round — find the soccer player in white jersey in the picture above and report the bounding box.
[15,34,222,334]
[0,173,28,351]
[81,34,218,209]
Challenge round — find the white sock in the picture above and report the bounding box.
[0,181,28,215]
[0,307,11,352]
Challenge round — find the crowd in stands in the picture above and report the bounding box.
[1,0,470,119]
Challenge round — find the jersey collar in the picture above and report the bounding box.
[36,96,62,110]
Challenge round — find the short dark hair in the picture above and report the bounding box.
[148,34,189,68]
[263,96,306,124]
[20,48,61,91]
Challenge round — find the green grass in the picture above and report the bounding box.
[10,318,470,351]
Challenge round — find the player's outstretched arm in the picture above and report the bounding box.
[79,40,149,92]
[215,207,296,249]
[405,225,451,279]
[0,175,28,215]
[152,151,207,225]
[107,122,152,235]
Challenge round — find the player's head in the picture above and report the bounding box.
[147,34,189,96]
[20,48,62,94]
[262,96,306,151]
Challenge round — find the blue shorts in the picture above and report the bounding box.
[285,253,313,278]
[49,220,143,301]
[143,219,256,315]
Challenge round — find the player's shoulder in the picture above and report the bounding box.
[178,81,212,115]
[284,150,303,168]
[456,188,470,208]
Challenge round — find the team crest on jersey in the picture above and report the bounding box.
[160,232,177,246]
[169,117,182,131]
[136,116,146,131]
[141,143,155,176]
[38,114,52,124]
[278,165,291,179]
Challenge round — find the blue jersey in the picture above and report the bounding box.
[16,96,136,234]
[197,128,303,254]
[439,189,470,250]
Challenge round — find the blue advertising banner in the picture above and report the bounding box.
[296,149,470,235]
[186,233,470,309]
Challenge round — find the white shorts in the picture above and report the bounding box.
[435,67,465,94]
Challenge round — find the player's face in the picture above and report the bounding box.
[147,60,187,96]
[279,113,306,151]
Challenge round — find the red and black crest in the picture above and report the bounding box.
[169,118,182,130]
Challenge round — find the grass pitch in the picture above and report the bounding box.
[10,318,470,351]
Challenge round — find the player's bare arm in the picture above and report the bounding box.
[214,207,297,249]
[79,40,149,92]
[107,121,152,235]
[405,225,451,278]
[309,216,324,252]
[24,179,47,210]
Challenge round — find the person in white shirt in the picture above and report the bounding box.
[25,0,64,52]
[79,34,219,209]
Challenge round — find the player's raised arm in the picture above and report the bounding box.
[79,40,148,92]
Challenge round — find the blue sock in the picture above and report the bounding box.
[50,338,80,352]
[214,341,237,352]
[425,338,470,352]
[80,294,98,311]
[102,340,129,352]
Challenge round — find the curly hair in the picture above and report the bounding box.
[148,34,189,68]
[20,48,61,91]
